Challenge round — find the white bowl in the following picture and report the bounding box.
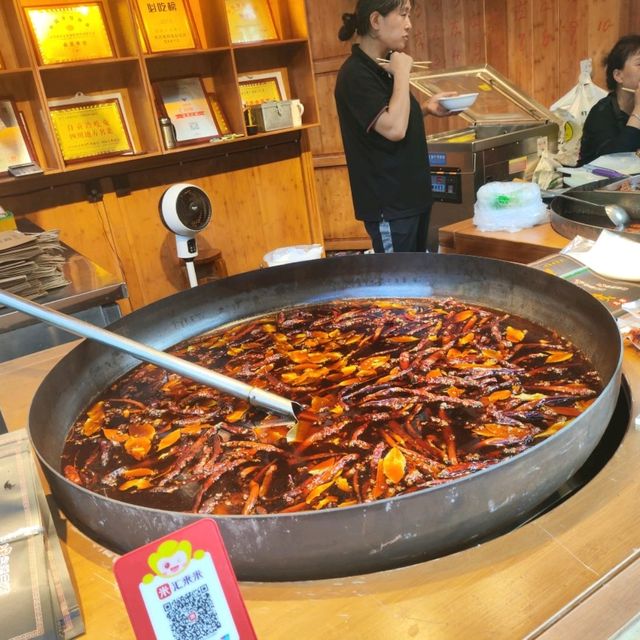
[439,92,479,112]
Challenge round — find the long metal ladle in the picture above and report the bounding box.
[557,193,631,231]
[0,289,302,421]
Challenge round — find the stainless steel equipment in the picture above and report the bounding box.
[550,176,640,241]
[28,253,622,581]
[411,65,560,250]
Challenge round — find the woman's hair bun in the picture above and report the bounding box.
[338,12,358,41]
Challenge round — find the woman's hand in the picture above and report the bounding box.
[423,92,459,117]
[378,51,414,78]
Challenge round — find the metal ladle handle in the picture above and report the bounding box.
[556,193,606,209]
[0,289,302,421]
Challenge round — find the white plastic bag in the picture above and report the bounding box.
[262,243,324,266]
[550,59,607,166]
[532,150,564,190]
[562,230,640,281]
[473,182,548,232]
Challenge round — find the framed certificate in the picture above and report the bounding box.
[225,0,278,44]
[155,77,219,144]
[207,94,231,135]
[24,3,115,65]
[0,99,37,173]
[48,95,133,163]
[133,0,199,53]
[238,70,287,107]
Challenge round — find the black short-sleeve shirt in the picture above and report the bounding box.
[579,92,640,165]
[335,45,432,222]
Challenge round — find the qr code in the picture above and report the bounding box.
[163,584,222,640]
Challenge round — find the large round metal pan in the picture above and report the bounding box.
[550,178,640,241]
[28,254,622,581]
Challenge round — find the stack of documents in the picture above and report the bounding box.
[0,230,69,301]
[0,429,83,639]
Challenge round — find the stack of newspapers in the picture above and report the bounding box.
[0,229,69,300]
[0,429,83,639]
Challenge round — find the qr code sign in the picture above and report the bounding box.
[163,584,222,640]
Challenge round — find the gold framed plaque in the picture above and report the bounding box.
[25,3,115,65]
[207,94,231,135]
[0,99,37,173]
[155,77,219,144]
[225,0,278,44]
[133,0,199,53]
[238,69,287,107]
[48,96,133,163]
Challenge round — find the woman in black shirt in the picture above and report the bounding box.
[334,0,453,252]
[579,34,640,165]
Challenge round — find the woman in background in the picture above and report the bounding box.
[334,0,453,252]
[579,34,640,165]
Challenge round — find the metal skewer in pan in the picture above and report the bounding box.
[0,289,302,421]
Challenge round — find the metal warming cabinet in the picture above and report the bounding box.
[411,64,560,250]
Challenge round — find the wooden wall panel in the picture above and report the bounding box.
[306,70,344,156]
[22,197,124,284]
[557,0,590,95]
[307,0,640,248]
[485,0,509,74]
[442,0,468,69]
[463,0,486,65]
[506,0,534,95]
[314,167,369,249]
[532,0,558,107]
[101,146,319,308]
[307,0,351,61]
[13,139,320,310]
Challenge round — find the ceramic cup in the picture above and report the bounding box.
[291,99,304,127]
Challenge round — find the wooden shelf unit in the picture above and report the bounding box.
[0,0,319,183]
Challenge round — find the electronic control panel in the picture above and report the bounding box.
[430,168,462,203]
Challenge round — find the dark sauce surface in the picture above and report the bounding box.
[61,298,601,515]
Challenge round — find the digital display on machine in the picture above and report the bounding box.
[430,169,462,203]
[432,175,447,193]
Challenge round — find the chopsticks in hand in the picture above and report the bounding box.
[375,57,432,69]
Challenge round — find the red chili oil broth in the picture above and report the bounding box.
[60,298,601,515]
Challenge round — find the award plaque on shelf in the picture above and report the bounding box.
[133,0,199,53]
[25,3,115,65]
[238,69,288,107]
[225,0,278,44]
[0,99,37,173]
[207,94,231,135]
[155,77,219,144]
[48,95,133,163]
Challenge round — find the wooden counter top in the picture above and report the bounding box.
[438,218,569,263]
[2,342,640,640]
